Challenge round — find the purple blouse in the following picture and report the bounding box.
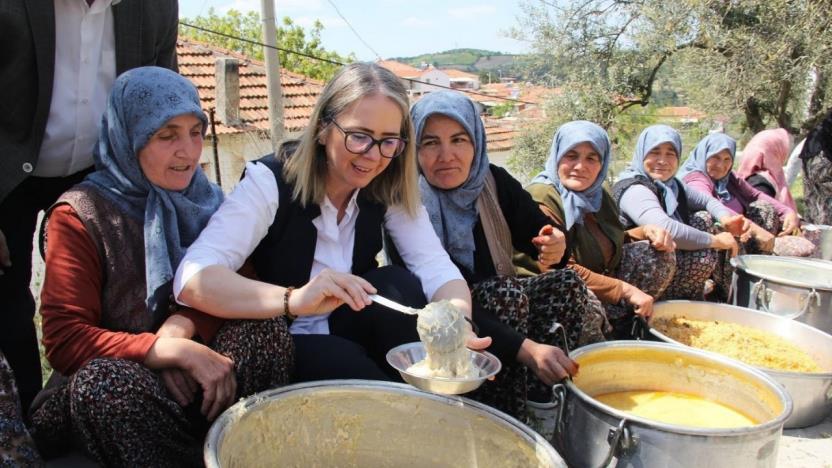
[682,171,795,219]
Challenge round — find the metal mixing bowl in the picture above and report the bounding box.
[386,342,501,395]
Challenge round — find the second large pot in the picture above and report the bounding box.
[731,255,832,335]
[553,342,791,468]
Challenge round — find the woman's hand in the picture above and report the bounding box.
[719,214,751,240]
[711,232,739,257]
[532,225,567,267]
[750,224,776,252]
[780,211,801,237]
[641,225,676,252]
[160,368,199,407]
[179,340,237,420]
[517,339,578,385]
[145,338,236,420]
[289,269,377,316]
[621,282,654,318]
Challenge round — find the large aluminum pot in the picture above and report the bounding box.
[731,254,832,335]
[646,301,832,428]
[553,341,791,468]
[205,379,566,467]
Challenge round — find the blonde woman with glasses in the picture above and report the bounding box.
[175,63,489,381]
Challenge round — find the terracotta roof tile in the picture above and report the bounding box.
[176,39,324,135]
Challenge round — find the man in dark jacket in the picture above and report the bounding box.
[0,0,179,412]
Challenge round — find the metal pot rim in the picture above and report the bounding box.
[648,301,832,378]
[565,341,793,436]
[730,254,832,291]
[204,379,561,468]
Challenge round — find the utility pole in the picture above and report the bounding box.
[261,0,285,152]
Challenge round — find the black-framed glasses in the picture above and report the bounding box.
[328,119,407,159]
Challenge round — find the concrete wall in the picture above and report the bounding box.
[200,130,301,192]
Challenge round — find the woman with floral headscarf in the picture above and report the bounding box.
[612,125,744,300]
[736,128,798,211]
[31,67,293,465]
[521,121,676,338]
[402,91,601,423]
[680,133,800,239]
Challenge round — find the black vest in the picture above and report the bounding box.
[250,155,387,287]
[611,175,690,228]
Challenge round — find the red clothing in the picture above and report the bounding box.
[40,204,223,375]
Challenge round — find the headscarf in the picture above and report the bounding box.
[616,125,683,216]
[531,121,611,230]
[411,91,490,272]
[736,128,797,210]
[679,133,737,202]
[82,66,224,323]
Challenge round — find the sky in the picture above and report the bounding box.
[178,0,532,61]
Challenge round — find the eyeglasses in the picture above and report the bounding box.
[328,119,407,159]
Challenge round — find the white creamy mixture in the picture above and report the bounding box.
[407,300,478,379]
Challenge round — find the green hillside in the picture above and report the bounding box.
[391,48,517,72]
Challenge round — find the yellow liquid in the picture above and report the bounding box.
[595,391,757,428]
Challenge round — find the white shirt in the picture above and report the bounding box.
[35,0,117,177]
[174,162,463,335]
[784,139,805,187]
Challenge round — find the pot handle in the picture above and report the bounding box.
[750,279,770,313]
[794,288,821,320]
[551,383,567,438]
[631,316,649,340]
[598,418,637,468]
[752,280,820,319]
[550,322,570,357]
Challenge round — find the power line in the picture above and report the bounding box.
[324,0,382,61]
[178,21,540,106]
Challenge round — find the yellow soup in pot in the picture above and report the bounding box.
[595,391,758,428]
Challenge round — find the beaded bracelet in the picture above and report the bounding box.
[284,286,296,320]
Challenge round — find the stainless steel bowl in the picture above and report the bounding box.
[647,300,832,428]
[386,342,501,395]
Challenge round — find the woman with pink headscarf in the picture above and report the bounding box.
[737,128,798,212]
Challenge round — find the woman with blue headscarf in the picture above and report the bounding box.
[612,125,743,300]
[405,90,601,425]
[680,133,800,240]
[31,67,294,465]
[521,121,676,338]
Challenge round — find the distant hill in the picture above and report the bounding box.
[391,48,523,72]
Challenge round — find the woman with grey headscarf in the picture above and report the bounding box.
[612,125,743,300]
[403,90,601,423]
[520,121,676,339]
[31,67,293,465]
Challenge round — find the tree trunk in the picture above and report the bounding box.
[744,96,766,134]
[804,67,828,132]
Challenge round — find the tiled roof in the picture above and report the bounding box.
[656,106,706,119]
[376,60,423,79]
[442,69,479,80]
[484,118,519,153]
[177,39,324,135]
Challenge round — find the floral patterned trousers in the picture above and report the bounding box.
[30,318,293,467]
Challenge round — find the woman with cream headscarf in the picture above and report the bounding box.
[612,125,743,300]
[521,121,676,338]
[402,90,601,422]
